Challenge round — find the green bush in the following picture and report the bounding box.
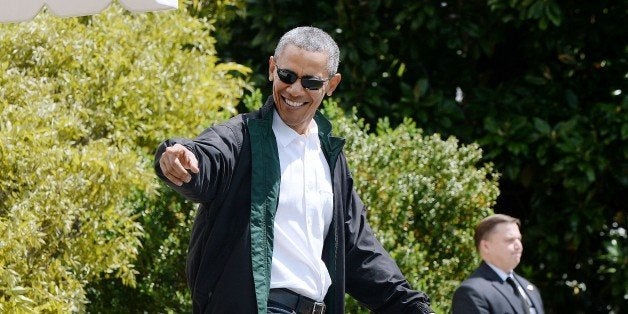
[0,3,249,312]
[321,100,498,313]
[86,186,197,313]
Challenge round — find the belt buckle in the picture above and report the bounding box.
[311,302,325,314]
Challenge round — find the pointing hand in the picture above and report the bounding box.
[159,144,200,186]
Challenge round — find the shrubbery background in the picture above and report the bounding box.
[1,1,625,313]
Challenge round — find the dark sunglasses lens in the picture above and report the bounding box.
[277,69,297,84]
[301,78,325,90]
[277,67,326,90]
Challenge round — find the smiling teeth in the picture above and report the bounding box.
[285,99,305,107]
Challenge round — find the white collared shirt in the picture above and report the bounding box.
[269,111,333,301]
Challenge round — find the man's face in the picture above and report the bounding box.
[268,44,340,134]
[481,222,523,273]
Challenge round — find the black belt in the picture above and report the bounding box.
[268,288,326,314]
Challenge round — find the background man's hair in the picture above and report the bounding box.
[474,214,521,251]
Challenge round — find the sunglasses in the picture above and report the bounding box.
[276,67,330,90]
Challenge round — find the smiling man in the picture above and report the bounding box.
[452,214,544,314]
[155,26,434,314]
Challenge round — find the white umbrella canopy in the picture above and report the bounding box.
[0,0,178,23]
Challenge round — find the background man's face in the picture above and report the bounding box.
[482,222,523,273]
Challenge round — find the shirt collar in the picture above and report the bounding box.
[272,109,318,148]
[486,261,512,282]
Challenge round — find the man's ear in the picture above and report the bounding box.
[268,56,275,81]
[326,73,342,96]
[479,239,490,254]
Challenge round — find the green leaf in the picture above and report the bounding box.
[545,1,562,26]
[533,117,551,135]
[565,89,579,108]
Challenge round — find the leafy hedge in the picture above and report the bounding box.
[325,103,499,313]
[0,3,248,312]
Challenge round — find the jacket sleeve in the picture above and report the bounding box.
[154,116,245,203]
[451,284,487,314]
[343,166,434,314]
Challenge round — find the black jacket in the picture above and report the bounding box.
[155,97,433,313]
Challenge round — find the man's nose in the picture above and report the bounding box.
[286,78,306,93]
[514,240,523,250]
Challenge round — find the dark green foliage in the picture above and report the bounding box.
[324,102,499,313]
[86,185,194,313]
[202,0,627,312]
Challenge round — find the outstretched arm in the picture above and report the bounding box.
[154,117,245,203]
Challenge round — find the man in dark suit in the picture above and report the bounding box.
[452,214,544,314]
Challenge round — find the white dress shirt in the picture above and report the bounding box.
[269,111,334,301]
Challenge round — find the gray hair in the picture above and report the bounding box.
[274,26,340,77]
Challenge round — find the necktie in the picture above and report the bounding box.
[506,276,530,314]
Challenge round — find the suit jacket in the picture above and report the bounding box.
[452,261,544,314]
